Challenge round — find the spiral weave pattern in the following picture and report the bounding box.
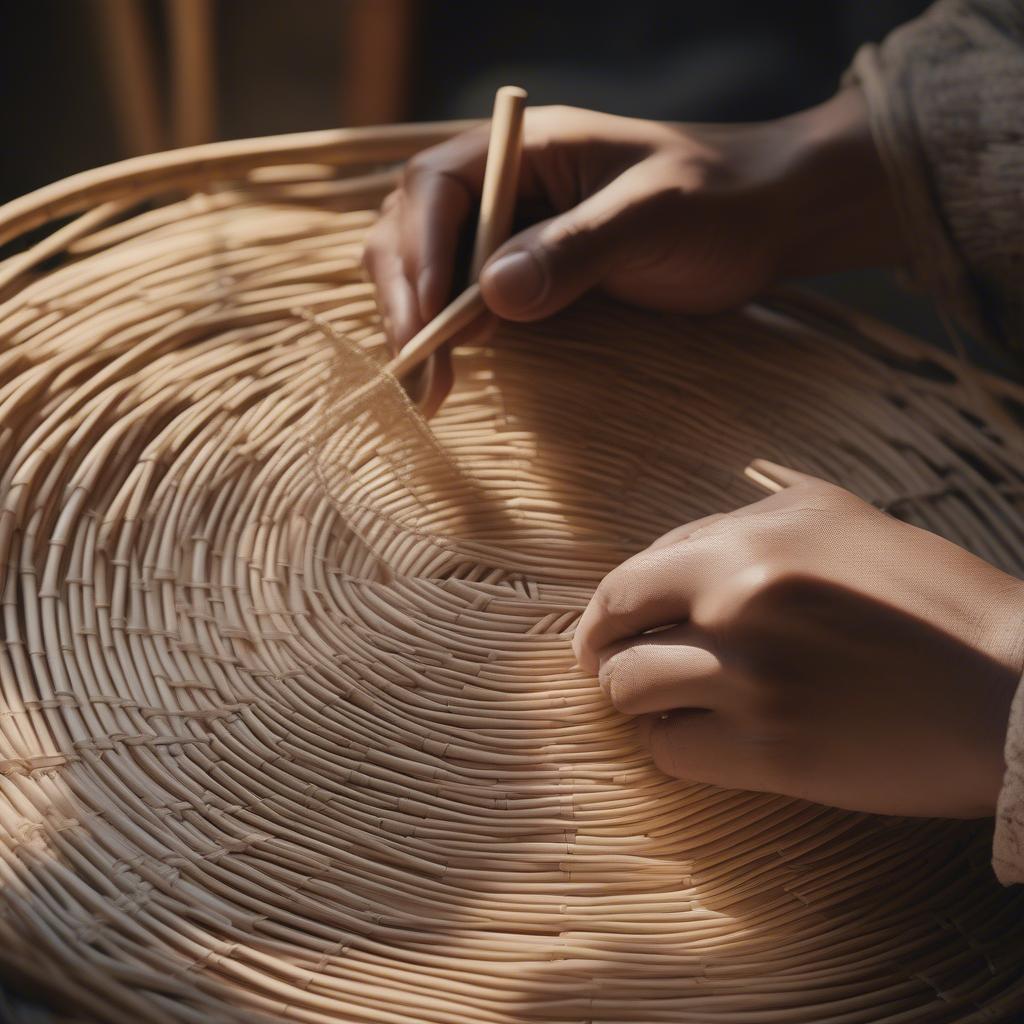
[2,133,1024,1023]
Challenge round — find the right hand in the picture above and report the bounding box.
[364,93,904,408]
[572,462,1024,819]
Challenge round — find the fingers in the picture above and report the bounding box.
[572,542,710,675]
[363,197,421,353]
[400,158,479,321]
[598,624,724,715]
[573,474,849,673]
[413,312,496,419]
[635,711,735,785]
[477,163,658,322]
[363,127,491,350]
[646,463,844,553]
[366,106,658,348]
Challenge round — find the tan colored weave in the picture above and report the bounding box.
[2,126,1024,1023]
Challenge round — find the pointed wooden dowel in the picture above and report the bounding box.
[470,85,528,280]
[389,282,485,381]
[403,84,527,409]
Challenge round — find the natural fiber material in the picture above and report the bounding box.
[2,128,1024,1024]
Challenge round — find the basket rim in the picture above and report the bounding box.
[0,119,479,250]
[1,118,1021,414]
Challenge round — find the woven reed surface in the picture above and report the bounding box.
[2,133,1024,1023]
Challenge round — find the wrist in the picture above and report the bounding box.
[772,87,908,280]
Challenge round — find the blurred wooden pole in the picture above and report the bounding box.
[167,0,216,147]
[93,0,165,155]
[342,0,414,126]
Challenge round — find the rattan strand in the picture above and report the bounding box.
[1,130,1024,1023]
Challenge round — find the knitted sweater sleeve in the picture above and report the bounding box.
[995,683,1024,883]
[845,0,1024,348]
[846,0,1024,884]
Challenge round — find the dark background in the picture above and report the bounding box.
[1,0,929,203]
[0,0,996,364]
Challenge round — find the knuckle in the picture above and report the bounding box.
[741,680,795,727]
[362,244,381,280]
[647,727,705,783]
[601,647,645,711]
[640,718,676,763]
[751,570,823,611]
[690,551,766,632]
[723,567,803,627]
[542,215,587,255]
[534,103,578,123]
[401,154,443,193]
[361,240,376,272]
[363,205,398,268]
[699,564,823,647]
[402,129,485,189]
[401,152,428,184]
[650,743,682,779]
[363,222,383,255]
[593,560,644,621]
[798,478,835,501]
[796,478,859,510]
[734,563,787,606]
[526,106,582,154]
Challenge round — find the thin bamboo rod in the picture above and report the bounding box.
[406,85,526,413]
[470,86,527,281]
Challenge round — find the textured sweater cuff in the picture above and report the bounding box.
[994,673,1024,884]
[844,42,986,340]
[845,1,1024,348]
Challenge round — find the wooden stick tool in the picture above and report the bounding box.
[391,85,527,407]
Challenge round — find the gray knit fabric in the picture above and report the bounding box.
[848,0,1024,885]
[848,0,1024,348]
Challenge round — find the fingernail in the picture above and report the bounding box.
[482,250,547,312]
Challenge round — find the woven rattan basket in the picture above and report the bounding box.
[2,124,1024,1024]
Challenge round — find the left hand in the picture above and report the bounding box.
[364,91,901,416]
[572,462,1024,818]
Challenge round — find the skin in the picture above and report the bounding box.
[365,90,1024,818]
[574,463,1024,818]
[364,89,905,412]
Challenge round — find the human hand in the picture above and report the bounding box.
[364,90,904,410]
[572,463,1024,819]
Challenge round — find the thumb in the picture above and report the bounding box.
[478,174,642,321]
